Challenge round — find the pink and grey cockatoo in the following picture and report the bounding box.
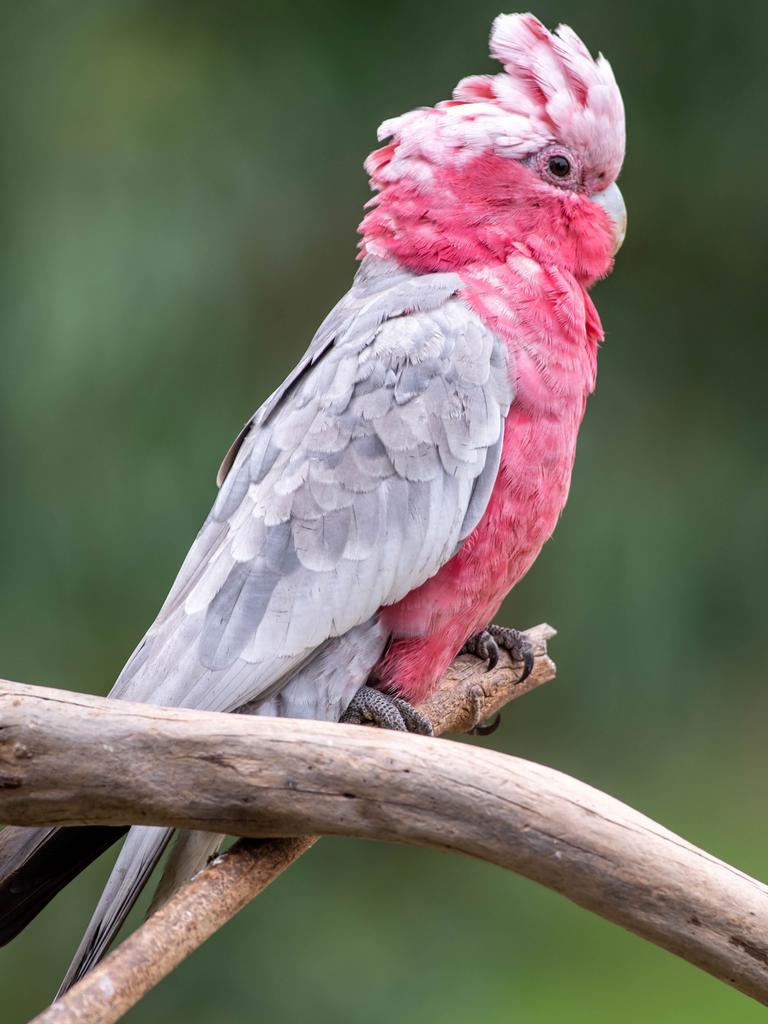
[0,12,625,993]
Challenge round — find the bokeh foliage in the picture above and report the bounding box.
[1,1,766,1020]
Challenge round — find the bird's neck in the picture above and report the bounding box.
[460,255,602,406]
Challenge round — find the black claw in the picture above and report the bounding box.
[485,639,499,672]
[460,630,500,671]
[469,712,502,736]
[478,625,535,682]
[520,647,534,683]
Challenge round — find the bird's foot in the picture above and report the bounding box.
[340,685,433,736]
[460,624,534,682]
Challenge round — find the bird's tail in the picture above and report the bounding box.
[0,618,387,997]
[0,822,176,997]
[0,825,126,946]
[56,825,172,995]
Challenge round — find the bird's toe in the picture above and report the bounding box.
[341,686,433,735]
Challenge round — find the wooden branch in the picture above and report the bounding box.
[2,623,554,834]
[2,624,766,1018]
[6,626,555,1024]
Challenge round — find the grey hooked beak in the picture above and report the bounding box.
[590,182,626,254]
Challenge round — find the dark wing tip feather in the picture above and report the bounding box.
[0,825,125,946]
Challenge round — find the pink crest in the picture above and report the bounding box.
[366,13,625,193]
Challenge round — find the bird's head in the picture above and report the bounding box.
[360,13,626,287]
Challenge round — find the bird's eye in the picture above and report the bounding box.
[548,155,571,178]
[535,145,581,190]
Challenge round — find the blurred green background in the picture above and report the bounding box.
[1,0,766,1020]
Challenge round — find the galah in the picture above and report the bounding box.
[0,12,626,994]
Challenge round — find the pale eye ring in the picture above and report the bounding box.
[536,144,581,190]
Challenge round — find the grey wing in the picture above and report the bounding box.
[59,261,514,992]
[110,258,514,719]
[56,825,171,995]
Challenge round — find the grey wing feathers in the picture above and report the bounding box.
[56,826,171,995]
[58,257,514,991]
[110,256,513,719]
[59,619,391,994]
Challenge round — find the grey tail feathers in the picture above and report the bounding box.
[56,825,173,996]
[0,825,126,947]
